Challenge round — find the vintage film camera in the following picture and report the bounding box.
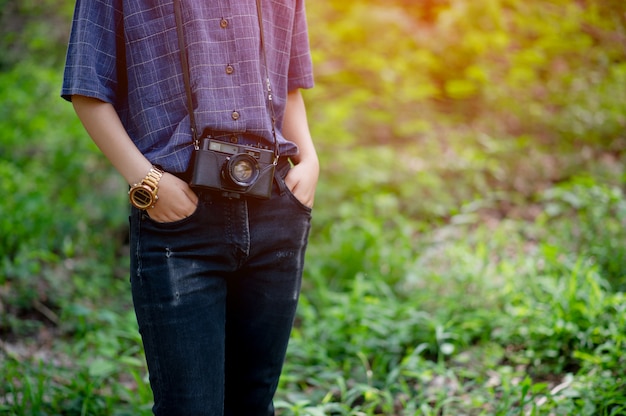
[190,136,276,199]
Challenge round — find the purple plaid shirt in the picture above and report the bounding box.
[62,0,314,173]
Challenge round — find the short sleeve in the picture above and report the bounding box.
[287,0,314,91]
[61,0,123,104]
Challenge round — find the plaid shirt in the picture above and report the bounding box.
[62,0,314,173]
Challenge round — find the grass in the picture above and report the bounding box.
[3,171,623,414]
[277,212,626,415]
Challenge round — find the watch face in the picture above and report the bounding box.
[130,186,154,209]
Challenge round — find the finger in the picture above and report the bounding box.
[183,185,199,205]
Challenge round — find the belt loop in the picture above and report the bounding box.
[274,158,290,195]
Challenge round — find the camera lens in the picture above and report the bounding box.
[225,153,260,187]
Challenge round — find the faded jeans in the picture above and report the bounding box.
[128,161,311,415]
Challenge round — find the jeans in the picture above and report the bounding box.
[128,161,312,415]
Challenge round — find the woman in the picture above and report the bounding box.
[62,0,318,414]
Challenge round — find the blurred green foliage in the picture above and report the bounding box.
[1,0,626,414]
[0,0,74,69]
[307,0,626,146]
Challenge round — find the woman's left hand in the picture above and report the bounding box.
[284,158,319,208]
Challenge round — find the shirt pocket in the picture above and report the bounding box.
[124,3,186,105]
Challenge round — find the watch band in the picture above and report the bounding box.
[129,166,164,209]
[142,166,164,190]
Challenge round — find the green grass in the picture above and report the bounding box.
[275,201,626,415]
[4,151,625,415]
[2,68,626,416]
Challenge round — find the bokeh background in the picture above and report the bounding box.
[1,1,626,414]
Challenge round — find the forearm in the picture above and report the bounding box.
[71,94,198,222]
[281,89,318,207]
[71,95,152,186]
[283,89,318,167]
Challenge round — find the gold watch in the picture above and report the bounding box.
[128,166,164,210]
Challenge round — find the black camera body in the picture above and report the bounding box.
[190,138,276,199]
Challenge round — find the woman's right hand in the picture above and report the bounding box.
[146,173,199,223]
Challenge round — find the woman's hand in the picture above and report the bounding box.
[146,173,199,223]
[282,89,319,209]
[284,158,319,208]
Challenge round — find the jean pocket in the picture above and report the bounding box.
[281,179,313,214]
[142,200,203,229]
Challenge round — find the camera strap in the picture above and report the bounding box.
[173,0,279,163]
[173,0,198,147]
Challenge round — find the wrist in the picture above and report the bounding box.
[291,150,318,166]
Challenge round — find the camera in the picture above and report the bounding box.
[190,137,276,199]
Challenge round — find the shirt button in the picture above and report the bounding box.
[225,64,234,75]
[231,111,240,120]
[220,19,229,28]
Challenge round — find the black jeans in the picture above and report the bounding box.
[129,162,312,415]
